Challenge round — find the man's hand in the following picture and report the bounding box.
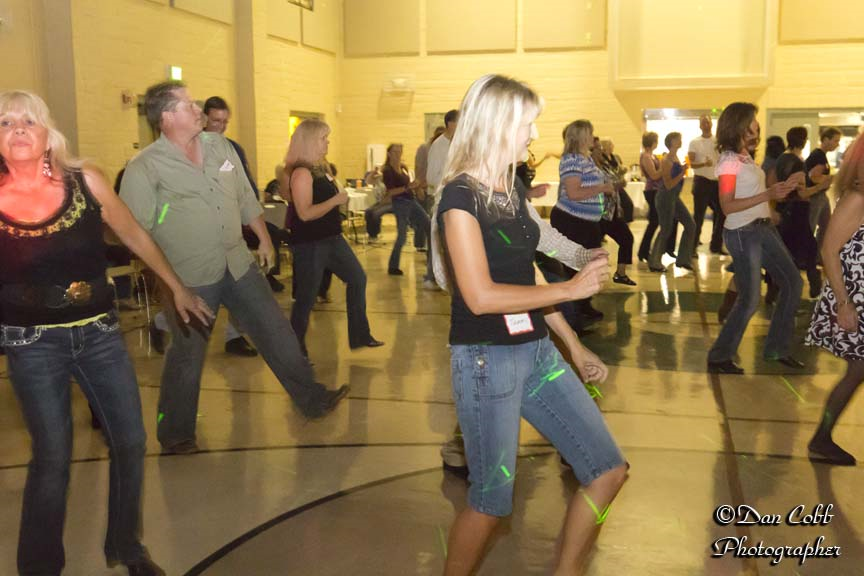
[172,287,215,326]
[257,240,276,272]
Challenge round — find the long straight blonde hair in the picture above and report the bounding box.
[283,118,329,194]
[0,90,82,181]
[439,75,542,208]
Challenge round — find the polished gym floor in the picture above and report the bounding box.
[1,217,863,576]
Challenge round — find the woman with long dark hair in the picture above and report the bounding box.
[706,102,803,374]
[383,143,433,281]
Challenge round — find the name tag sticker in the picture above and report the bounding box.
[220,160,235,172]
[504,313,534,336]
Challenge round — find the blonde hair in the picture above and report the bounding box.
[562,120,593,156]
[439,75,542,207]
[834,135,864,201]
[283,118,329,194]
[0,90,81,180]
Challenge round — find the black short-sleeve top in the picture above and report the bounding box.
[437,174,548,345]
[0,170,112,325]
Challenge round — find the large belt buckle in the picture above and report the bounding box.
[63,281,93,306]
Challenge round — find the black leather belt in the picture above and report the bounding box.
[0,277,110,309]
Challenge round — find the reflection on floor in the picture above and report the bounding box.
[1,219,863,575]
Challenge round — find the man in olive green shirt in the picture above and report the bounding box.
[120,81,348,453]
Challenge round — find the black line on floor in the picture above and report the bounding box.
[181,451,555,576]
[181,467,440,575]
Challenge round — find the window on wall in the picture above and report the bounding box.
[288,111,324,140]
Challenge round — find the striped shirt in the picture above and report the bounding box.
[555,153,605,222]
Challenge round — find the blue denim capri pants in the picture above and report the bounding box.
[450,337,626,517]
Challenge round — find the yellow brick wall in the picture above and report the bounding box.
[70,0,237,180]
[0,0,45,94]
[254,36,341,186]
[5,1,863,188]
[338,34,864,184]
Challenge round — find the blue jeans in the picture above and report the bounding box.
[159,264,329,446]
[450,338,625,517]
[708,219,803,363]
[291,235,372,352]
[4,313,147,574]
[364,201,392,239]
[649,183,696,268]
[388,199,432,279]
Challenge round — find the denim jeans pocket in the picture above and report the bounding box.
[93,312,120,333]
[1,325,45,347]
[473,345,518,400]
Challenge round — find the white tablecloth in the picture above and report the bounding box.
[626,181,646,214]
[345,186,374,213]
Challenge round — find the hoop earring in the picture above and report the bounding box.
[42,150,53,179]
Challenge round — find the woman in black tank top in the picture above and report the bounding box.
[0,91,212,576]
[284,119,382,358]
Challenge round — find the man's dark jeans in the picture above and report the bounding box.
[158,264,330,446]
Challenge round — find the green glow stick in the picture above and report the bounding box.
[157,203,170,225]
[582,492,611,525]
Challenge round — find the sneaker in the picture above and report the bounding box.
[422,279,439,291]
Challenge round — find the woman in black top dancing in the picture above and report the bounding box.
[0,90,212,576]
